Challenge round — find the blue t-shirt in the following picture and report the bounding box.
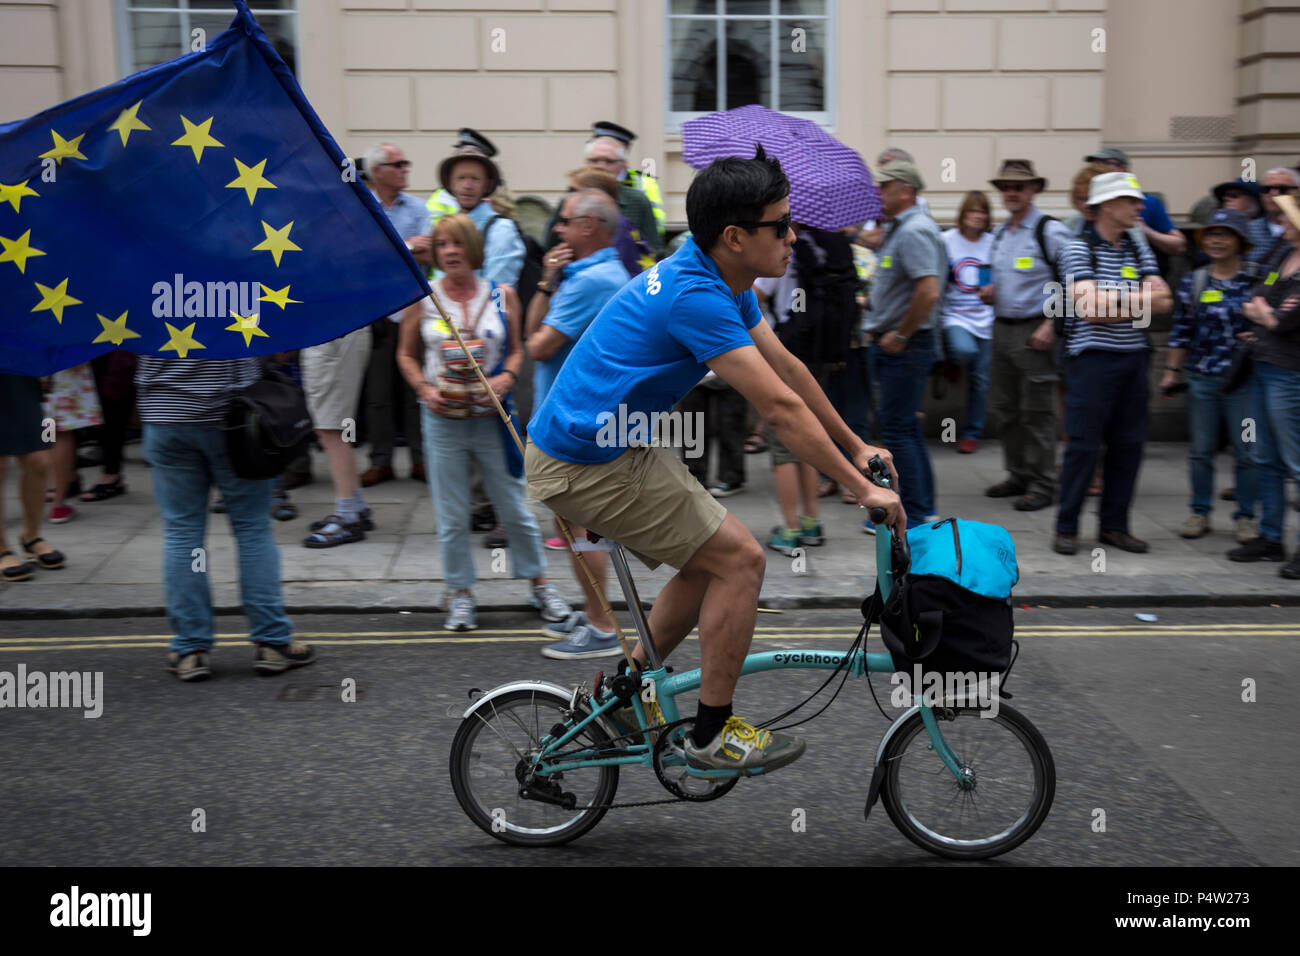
[532,246,630,410]
[1140,193,1175,235]
[528,237,764,464]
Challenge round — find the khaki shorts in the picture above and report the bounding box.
[524,440,727,571]
[300,326,372,431]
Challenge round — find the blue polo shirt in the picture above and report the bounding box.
[532,246,630,409]
[528,237,763,464]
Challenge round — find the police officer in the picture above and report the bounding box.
[585,121,664,252]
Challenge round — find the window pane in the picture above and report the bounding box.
[130,12,182,72]
[125,1,177,8]
[726,0,770,14]
[670,0,716,13]
[670,16,719,112]
[779,16,824,111]
[724,18,768,109]
[779,0,825,15]
[191,0,295,8]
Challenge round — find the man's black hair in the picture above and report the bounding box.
[686,145,789,252]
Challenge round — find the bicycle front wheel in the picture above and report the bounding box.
[878,703,1054,860]
[449,689,619,847]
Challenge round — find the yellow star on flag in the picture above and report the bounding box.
[258,283,302,309]
[252,220,301,267]
[226,158,276,205]
[92,311,141,346]
[0,230,46,274]
[225,311,269,347]
[171,115,224,163]
[108,101,151,147]
[39,130,87,166]
[31,278,82,324]
[636,252,655,271]
[0,180,39,214]
[159,322,205,358]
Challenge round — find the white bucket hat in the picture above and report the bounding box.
[1088,171,1144,205]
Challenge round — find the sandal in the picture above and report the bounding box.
[79,477,126,502]
[744,433,767,454]
[302,515,365,549]
[20,537,64,570]
[1,550,35,582]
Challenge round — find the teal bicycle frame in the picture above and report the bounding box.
[464,522,969,792]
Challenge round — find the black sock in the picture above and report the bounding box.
[692,702,733,747]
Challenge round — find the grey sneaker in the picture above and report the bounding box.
[1180,514,1210,539]
[542,610,588,639]
[530,584,572,623]
[253,641,316,675]
[541,623,623,660]
[445,593,477,632]
[167,650,211,682]
[683,716,806,777]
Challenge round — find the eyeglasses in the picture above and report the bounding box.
[734,212,792,238]
[1222,190,1246,200]
[377,160,411,170]
[1264,185,1296,195]
[996,182,1031,193]
[556,214,594,226]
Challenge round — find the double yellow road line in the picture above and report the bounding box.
[1,622,1297,653]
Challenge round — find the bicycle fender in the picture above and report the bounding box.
[461,680,575,720]
[863,704,921,821]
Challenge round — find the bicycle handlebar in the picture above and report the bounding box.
[864,455,910,578]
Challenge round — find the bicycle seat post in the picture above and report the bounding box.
[608,543,663,671]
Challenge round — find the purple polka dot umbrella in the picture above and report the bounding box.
[681,104,881,229]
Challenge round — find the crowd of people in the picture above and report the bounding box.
[3,125,1299,685]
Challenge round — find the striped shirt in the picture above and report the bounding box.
[135,356,260,424]
[1059,225,1160,356]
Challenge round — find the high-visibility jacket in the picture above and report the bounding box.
[425,188,459,223]
[621,169,664,244]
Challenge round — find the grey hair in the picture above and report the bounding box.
[877,146,915,165]
[569,189,620,236]
[585,136,628,162]
[1265,166,1300,187]
[364,143,396,174]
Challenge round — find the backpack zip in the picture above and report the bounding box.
[930,517,963,576]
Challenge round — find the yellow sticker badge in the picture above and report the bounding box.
[1121,265,1138,279]
[880,255,892,269]
[1266,272,1278,286]
[1200,289,1224,304]
[1014,256,1034,269]
[1126,175,1141,191]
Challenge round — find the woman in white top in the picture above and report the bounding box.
[398,214,570,632]
[940,190,996,453]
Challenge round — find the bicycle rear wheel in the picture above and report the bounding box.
[449,689,619,847]
[878,703,1054,860]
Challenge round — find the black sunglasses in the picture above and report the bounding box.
[556,214,594,226]
[734,212,792,238]
[1264,185,1296,194]
[378,160,412,170]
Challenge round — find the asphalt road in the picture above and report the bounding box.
[0,606,1295,867]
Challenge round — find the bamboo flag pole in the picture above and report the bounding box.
[425,283,637,670]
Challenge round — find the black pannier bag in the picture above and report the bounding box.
[223,367,314,480]
[862,518,1018,677]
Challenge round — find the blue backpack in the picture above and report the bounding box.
[863,518,1019,677]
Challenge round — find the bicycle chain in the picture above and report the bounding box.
[534,718,698,810]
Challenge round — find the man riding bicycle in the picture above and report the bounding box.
[525,147,903,776]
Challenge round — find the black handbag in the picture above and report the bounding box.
[1219,340,1254,395]
[223,368,314,479]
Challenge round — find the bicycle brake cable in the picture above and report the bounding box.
[757,623,867,732]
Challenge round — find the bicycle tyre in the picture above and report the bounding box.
[449,688,619,847]
[878,702,1055,860]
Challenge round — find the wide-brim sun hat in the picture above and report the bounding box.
[989,158,1047,191]
[1192,207,1253,249]
[438,128,502,195]
[1088,171,1144,205]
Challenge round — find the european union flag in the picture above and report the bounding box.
[0,1,429,376]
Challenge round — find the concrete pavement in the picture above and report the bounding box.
[1,438,1297,620]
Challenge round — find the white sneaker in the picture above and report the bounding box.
[1235,516,1258,545]
[530,584,572,623]
[445,594,477,632]
[1180,514,1210,539]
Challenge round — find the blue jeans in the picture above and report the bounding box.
[143,423,292,654]
[421,408,546,591]
[943,326,992,441]
[870,330,936,520]
[1251,361,1300,545]
[1185,370,1257,519]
